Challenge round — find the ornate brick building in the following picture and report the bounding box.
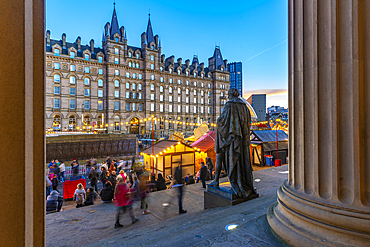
[45,6,230,137]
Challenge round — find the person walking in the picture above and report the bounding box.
[114,175,138,228]
[100,166,108,186]
[59,161,65,181]
[52,174,58,191]
[138,174,150,215]
[88,167,99,192]
[206,157,214,180]
[200,162,208,189]
[174,163,187,214]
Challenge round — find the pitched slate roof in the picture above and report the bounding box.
[213,46,224,69]
[46,39,104,59]
[110,6,120,39]
[146,16,155,47]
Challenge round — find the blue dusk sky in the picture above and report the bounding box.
[46,0,288,108]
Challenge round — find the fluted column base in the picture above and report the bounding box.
[267,181,370,247]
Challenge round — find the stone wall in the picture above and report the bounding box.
[46,134,137,162]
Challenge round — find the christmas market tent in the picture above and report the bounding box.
[250,130,289,166]
[190,131,216,171]
[141,140,197,178]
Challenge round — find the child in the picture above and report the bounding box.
[52,174,58,191]
[73,183,86,208]
[84,187,97,206]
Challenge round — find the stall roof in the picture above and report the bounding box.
[251,130,288,143]
[190,131,215,152]
[141,140,194,156]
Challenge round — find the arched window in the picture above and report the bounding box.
[186,88,189,94]
[169,87,173,93]
[69,76,75,84]
[84,78,90,85]
[194,89,197,96]
[169,68,172,73]
[53,115,61,131]
[132,83,136,90]
[151,84,155,91]
[99,79,104,87]
[126,82,130,89]
[136,63,139,68]
[83,115,91,126]
[128,62,132,67]
[138,84,142,90]
[221,67,224,72]
[54,74,60,83]
[177,70,181,75]
[114,80,119,87]
[133,62,136,68]
[136,53,139,59]
[69,115,76,131]
[194,72,197,77]
[178,88,181,94]
[160,86,164,92]
[129,52,132,58]
[160,67,163,72]
[186,71,189,76]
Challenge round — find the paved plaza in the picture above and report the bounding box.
[46,165,288,246]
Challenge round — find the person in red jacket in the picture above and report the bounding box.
[114,175,138,228]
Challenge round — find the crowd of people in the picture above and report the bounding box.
[45,155,217,227]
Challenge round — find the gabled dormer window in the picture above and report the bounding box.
[186,71,189,76]
[70,51,75,58]
[54,49,60,56]
[169,68,172,73]
[136,53,139,59]
[115,37,119,43]
[177,70,181,75]
[129,52,132,58]
[98,56,103,63]
[160,67,163,72]
[85,54,89,61]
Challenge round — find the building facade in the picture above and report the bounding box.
[247,94,266,122]
[45,6,231,138]
[267,105,288,121]
[227,62,242,96]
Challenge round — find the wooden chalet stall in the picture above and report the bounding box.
[250,130,289,166]
[141,140,197,178]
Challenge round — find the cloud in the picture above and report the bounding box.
[242,89,288,108]
[243,89,287,98]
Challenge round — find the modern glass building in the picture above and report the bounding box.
[227,62,242,96]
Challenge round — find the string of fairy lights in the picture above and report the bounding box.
[46,117,287,134]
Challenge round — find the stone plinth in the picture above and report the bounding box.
[205,182,258,209]
[267,1,370,246]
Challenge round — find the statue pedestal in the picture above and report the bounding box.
[204,181,258,209]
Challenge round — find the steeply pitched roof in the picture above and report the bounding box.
[110,6,120,39]
[213,46,224,69]
[190,131,215,152]
[146,16,155,47]
[47,39,104,59]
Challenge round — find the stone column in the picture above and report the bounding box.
[267,1,370,246]
[0,0,45,246]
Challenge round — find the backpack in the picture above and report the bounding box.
[75,192,83,204]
